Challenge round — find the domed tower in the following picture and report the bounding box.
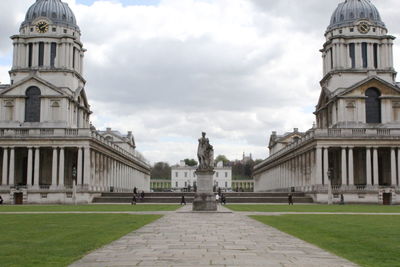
[316,0,400,129]
[1,0,90,129]
[321,0,395,91]
[11,0,85,87]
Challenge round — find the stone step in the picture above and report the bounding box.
[100,192,307,198]
[92,195,313,204]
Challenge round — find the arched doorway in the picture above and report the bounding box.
[25,87,41,122]
[365,88,381,123]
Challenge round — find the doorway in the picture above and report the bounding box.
[382,193,392,205]
[14,192,23,205]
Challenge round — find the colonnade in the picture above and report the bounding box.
[261,149,316,191]
[0,146,146,192]
[316,146,399,187]
[323,40,393,75]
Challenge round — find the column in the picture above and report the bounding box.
[397,148,400,186]
[323,147,329,185]
[373,147,379,186]
[391,147,397,186]
[341,147,347,186]
[33,147,40,188]
[348,147,354,185]
[27,147,33,186]
[51,147,58,188]
[77,147,83,185]
[59,147,65,187]
[83,147,90,187]
[9,147,15,186]
[366,147,372,185]
[2,148,8,185]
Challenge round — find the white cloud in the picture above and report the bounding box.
[1,0,400,165]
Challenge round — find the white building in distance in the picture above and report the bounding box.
[0,0,150,204]
[254,0,400,204]
[171,161,232,190]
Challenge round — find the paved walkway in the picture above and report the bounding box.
[69,205,358,267]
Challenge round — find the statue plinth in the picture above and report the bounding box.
[193,169,217,212]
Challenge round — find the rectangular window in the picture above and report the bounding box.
[73,48,76,69]
[50,42,57,67]
[349,43,355,68]
[362,42,368,68]
[216,172,219,178]
[184,172,187,178]
[225,181,228,187]
[225,172,228,178]
[28,43,33,67]
[184,182,187,187]
[175,172,178,178]
[38,42,44,67]
[373,43,378,69]
[175,182,178,187]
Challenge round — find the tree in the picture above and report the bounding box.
[215,155,229,166]
[151,162,171,179]
[184,158,198,167]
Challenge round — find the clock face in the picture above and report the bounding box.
[358,22,370,34]
[35,21,49,33]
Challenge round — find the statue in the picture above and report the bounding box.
[197,132,214,171]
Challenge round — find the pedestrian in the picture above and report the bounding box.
[340,194,345,205]
[180,195,186,205]
[216,194,220,204]
[288,193,294,205]
[218,187,222,196]
[131,194,137,205]
[140,190,145,201]
[0,195,3,205]
[133,187,138,195]
[221,194,226,205]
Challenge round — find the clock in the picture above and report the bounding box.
[357,22,370,34]
[35,21,49,33]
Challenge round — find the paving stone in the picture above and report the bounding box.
[69,205,359,267]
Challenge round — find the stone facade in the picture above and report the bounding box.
[0,0,150,204]
[171,161,232,190]
[254,0,400,204]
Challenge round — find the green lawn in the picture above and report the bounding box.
[252,215,400,267]
[0,214,161,267]
[227,204,400,213]
[0,204,179,212]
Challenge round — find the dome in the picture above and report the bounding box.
[21,0,79,31]
[328,0,385,31]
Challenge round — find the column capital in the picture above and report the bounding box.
[34,146,40,149]
[347,146,354,149]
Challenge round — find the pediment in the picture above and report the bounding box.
[0,76,67,97]
[339,76,400,98]
[316,87,332,110]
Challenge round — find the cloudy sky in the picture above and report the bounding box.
[1,0,400,165]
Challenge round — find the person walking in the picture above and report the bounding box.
[288,193,294,205]
[215,194,220,204]
[340,194,345,205]
[0,195,3,205]
[180,195,186,205]
[131,194,137,205]
[140,191,145,201]
[133,187,138,195]
[221,194,226,205]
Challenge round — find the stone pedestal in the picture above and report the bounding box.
[193,170,217,211]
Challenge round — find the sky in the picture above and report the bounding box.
[1,0,400,165]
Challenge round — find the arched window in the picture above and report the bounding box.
[365,88,381,123]
[25,87,41,122]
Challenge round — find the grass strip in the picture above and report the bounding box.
[0,204,179,212]
[252,215,400,267]
[227,204,400,213]
[0,214,161,267]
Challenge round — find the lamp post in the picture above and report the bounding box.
[327,167,333,205]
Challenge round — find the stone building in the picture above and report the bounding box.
[171,161,232,190]
[254,0,399,204]
[0,0,150,204]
